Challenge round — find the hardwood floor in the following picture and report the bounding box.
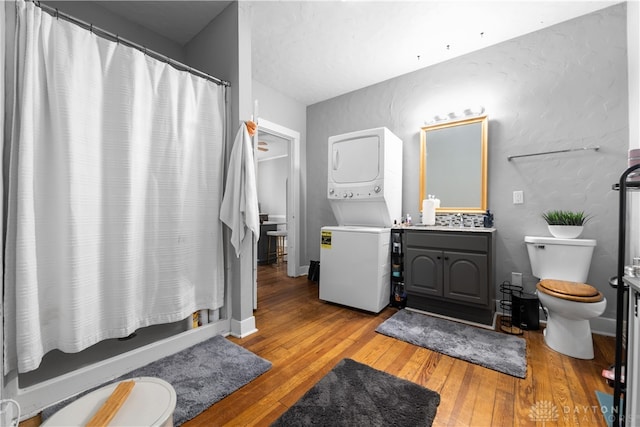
[187,263,616,427]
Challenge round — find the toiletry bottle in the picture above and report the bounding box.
[422,195,436,225]
[394,281,407,308]
[483,210,494,228]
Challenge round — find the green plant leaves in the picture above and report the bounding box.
[542,210,590,226]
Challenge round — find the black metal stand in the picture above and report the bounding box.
[612,164,640,426]
[390,228,406,308]
[499,281,523,335]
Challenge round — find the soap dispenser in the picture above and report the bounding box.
[483,210,494,228]
[422,195,437,225]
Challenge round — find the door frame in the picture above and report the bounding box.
[256,118,300,280]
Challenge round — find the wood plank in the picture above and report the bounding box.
[492,370,516,426]
[430,359,468,425]
[180,264,616,427]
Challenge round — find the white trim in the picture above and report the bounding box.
[230,316,258,338]
[590,316,616,337]
[405,307,497,331]
[256,118,301,278]
[257,154,288,162]
[5,320,229,420]
[494,298,616,336]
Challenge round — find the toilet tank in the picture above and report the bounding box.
[525,236,596,283]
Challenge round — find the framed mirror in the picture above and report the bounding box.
[419,115,488,213]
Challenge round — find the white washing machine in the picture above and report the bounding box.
[319,226,390,313]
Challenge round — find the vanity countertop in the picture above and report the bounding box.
[624,275,640,292]
[400,225,496,233]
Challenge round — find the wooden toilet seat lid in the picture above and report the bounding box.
[537,279,603,303]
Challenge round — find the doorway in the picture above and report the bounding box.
[255,119,300,282]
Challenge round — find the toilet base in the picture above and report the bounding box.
[543,314,595,359]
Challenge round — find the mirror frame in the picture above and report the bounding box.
[419,115,488,213]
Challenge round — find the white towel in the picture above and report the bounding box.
[220,123,260,257]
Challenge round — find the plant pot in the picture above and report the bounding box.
[548,225,584,239]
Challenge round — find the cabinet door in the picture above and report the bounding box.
[444,251,488,305]
[405,248,443,297]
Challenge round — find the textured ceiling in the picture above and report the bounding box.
[95,0,621,106]
[250,1,619,105]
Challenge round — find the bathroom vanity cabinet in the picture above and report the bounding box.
[403,227,496,325]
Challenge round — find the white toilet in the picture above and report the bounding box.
[525,236,606,359]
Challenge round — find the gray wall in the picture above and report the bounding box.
[186,2,256,333]
[307,4,628,320]
[253,79,308,267]
[43,1,185,61]
[258,156,288,216]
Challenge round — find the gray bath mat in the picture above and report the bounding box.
[42,335,272,425]
[376,309,527,378]
[272,358,440,426]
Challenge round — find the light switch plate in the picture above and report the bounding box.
[512,272,523,287]
[513,190,524,204]
[511,273,522,286]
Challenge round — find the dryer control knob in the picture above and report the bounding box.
[329,188,334,195]
[348,192,353,198]
[342,193,348,198]
[374,186,381,193]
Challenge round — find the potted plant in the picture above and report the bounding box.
[542,210,590,239]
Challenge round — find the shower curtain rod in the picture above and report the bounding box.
[31,0,231,87]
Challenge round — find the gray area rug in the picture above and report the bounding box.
[376,309,527,378]
[42,335,271,425]
[272,358,440,427]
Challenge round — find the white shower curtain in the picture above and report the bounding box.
[4,1,226,374]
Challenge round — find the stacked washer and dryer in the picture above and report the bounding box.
[319,127,402,313]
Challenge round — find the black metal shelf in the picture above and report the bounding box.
[612,163,640,426]
[390,228,406,309]
[612,181,640,191]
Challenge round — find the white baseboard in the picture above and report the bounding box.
[300,264,309,277]
[405,307,497,330]
[494,298,616,336]
[9,321,229,419]
[230,316,258,338]
[590,316,616,336]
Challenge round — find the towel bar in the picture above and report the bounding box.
[507,146,599,161]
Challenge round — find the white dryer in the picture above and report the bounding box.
[320,127,403,313]
[327,127,402,227]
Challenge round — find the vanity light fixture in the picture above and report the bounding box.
[426,105,485,125]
